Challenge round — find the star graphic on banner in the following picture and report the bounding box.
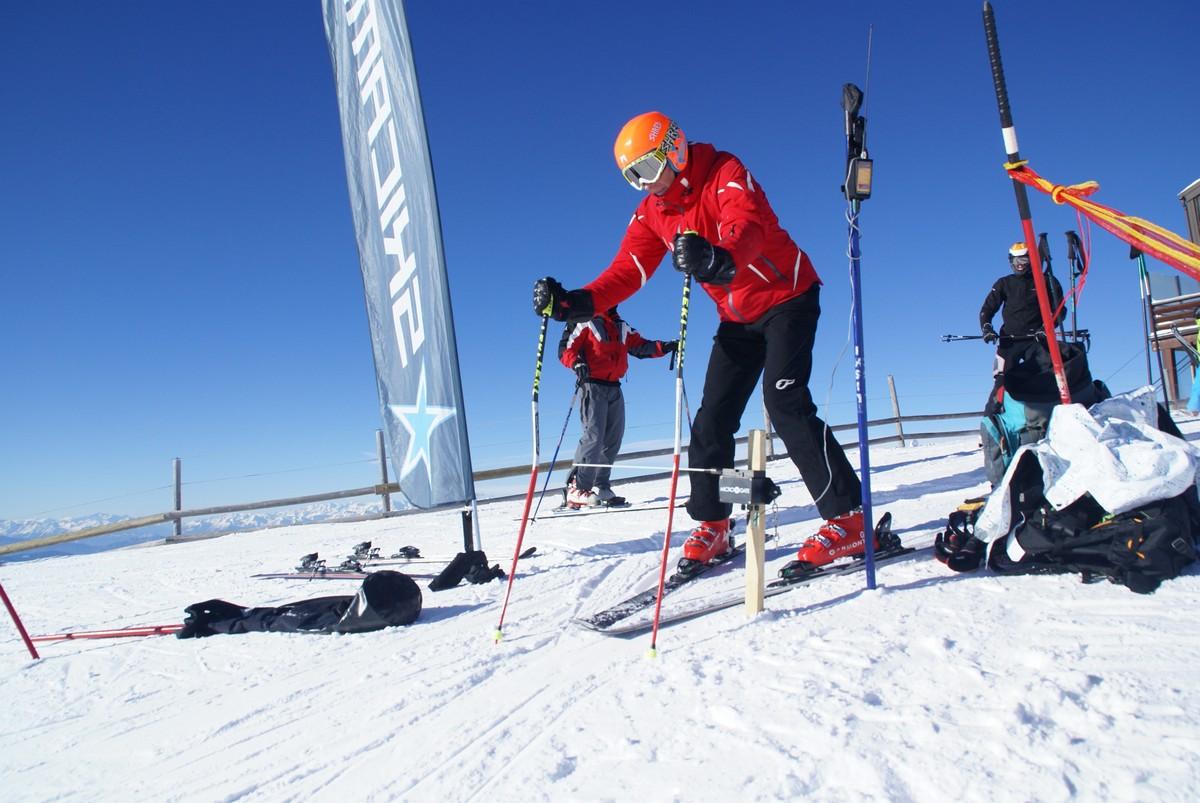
[387,363,457,482]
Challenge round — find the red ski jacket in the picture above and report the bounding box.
[584,142,820,324]
[558,312,670,384]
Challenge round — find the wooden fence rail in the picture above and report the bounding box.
[0,408,983,558]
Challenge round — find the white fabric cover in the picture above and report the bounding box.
[975,387,1199,553]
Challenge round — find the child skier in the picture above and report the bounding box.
[559,307,675,508]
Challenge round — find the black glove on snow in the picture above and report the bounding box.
[672,232,736,285]
[532,277,595,322]
[573,358,589,383]
[933,510,987,573]
[982,325,998,345]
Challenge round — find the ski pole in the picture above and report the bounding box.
[0,580,39,660]
[647,271,693,657]
[942,333,1040,345]
[1066,230,1083,342]
[1038,232,1067,341]
[530,386,579,520]
[1130,245,1163,397]
[982,0,1071,405]
[494,315,549,642]
[842,80,876,589]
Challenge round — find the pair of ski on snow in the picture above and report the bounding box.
[252,547,537,581]
[573,512,913,636]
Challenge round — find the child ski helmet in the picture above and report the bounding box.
[1008,242,1031,272]
[614,111,688,190]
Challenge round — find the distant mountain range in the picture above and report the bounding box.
[0,500,384,563]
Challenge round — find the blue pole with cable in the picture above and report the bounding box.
[841,81,876,589]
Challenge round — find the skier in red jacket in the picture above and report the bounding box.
[533,111,870,568]
[558,307,675,508]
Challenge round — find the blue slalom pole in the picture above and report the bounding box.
[842,82,876,589]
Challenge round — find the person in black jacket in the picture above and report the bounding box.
[979,242,1064,412]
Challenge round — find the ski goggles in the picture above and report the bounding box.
[621,149,669,190]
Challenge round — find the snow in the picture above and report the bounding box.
[2,430,1200,801]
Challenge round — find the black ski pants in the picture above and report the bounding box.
[686,286,862,522]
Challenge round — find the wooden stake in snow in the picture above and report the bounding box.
[744,430,767,616]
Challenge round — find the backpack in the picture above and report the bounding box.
[981,341,1110,486]
[983,454,1199,593]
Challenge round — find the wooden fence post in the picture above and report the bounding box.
[376,430,392,513]
[887,375,906,447]
[745,429,767,616]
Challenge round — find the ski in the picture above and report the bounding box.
[252,569,437,581]
[549,501,631,516]
[253,570,371,580]
[576,512,905,635]
[573,523,753,632]
[367,546,537,568]
[526,502,682,521]
[587,544,916,636]
[263,548,537,579]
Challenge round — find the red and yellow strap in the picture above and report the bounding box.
[1005,163,1200,280]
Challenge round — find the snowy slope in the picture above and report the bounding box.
[2,432,1199,802]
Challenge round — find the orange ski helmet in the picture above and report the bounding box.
[614,111,688,189]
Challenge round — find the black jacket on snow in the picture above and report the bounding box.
[176,571,422,638]
[979,271,1064,338]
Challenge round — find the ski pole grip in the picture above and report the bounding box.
[1066,231,1080,262]
[982,1,1013,129]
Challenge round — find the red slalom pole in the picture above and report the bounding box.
[648,274,693,657]
[982,0,1071,404]
[32,624,183,643]
[494,315,550,642]
[1,580,40,660]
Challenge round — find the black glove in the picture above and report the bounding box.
[672,232,736,285]
[933,510,986,573]
[981,325,998,345]
[533,277,564,317]
[661,340,678,354]
[533,277,595,322]
[573,358,589,383]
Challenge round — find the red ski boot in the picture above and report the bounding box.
[681,519,732,563]
[793,509,868,569]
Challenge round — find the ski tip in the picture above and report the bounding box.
[519,546,537,559]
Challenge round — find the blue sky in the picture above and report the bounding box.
[2,1,1197,520]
